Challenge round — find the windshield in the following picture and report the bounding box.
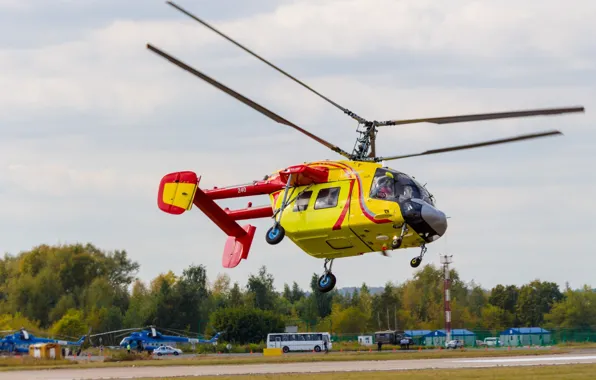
[370,168,434,205]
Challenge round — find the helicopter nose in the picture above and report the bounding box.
[421,203,448,237]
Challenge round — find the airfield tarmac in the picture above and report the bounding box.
[4,352,596,380]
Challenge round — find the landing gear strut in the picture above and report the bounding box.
[266,174,292,245]
[317,259,336,293]
[392,223,408,249]
[410,244,427,268]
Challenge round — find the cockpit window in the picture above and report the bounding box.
[370,168,434,205]
[370,169,398,200]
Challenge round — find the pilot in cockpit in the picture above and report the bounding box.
[372,172,396,200]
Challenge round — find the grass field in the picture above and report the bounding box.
[114,363,596,380]
[0,346,576,371]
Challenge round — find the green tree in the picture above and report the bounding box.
[516,280,563,326]
[50,309,88,338]
[246,266,277,311]
[544,285,596,329]
[173,264,211,333]
[291,282,305,303]
[209,307,285,344]
[309,273,334,319]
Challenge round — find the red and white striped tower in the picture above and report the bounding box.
[441,254,453,342]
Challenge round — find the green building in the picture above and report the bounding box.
[499,327,551,346]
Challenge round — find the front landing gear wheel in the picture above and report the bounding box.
[265,225,285,245]
[410,257,421,268]
[410,244,427,268]
[317,273,336,293]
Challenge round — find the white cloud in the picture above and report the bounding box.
[0,0,594,291]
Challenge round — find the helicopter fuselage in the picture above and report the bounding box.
[158,159,447,264]
[267,160,447,259]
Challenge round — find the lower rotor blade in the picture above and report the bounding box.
[376,130,562,161]
[146,44,351,159]
[377,107,584,126]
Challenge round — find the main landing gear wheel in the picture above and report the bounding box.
[317,259,336,293]
[266,225,285,245]
[317,273,336,293]
[410,244,427,268]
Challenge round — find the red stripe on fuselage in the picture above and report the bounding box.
[332,179,354,230]
[310,161,392,224]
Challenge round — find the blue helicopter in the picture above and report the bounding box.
[107,326,221,352]
[0,328,88,354]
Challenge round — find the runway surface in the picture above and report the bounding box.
[4,353,596,380]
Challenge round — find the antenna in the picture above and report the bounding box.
[440,254,453,343]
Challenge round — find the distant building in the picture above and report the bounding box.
[424,329,476,347]
[499,327,551,346]
[358,335,374,346]
[284,326,298,333]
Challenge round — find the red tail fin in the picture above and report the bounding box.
[193,186,256,268]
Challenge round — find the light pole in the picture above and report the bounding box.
[441,254,453,343]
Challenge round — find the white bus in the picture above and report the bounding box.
[267,332,332,353]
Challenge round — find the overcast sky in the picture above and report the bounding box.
[1,0,594,292]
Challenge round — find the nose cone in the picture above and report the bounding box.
[421,204,448,237]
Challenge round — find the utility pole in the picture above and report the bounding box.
[387,308,390,330]
[441,254,453,343]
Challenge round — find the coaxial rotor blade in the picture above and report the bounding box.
[165,1,368,125]
[89,328,142,337]
[147,43,352,159]
[376,106,584,126]
[375,130,562,161]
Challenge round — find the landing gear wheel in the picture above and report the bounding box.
[317,273,336,293]
[266,225,285,245]
[410,244,427,268]
[410,257,421,268]
[392,237,402,249]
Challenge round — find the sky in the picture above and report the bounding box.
[0,0,595,293]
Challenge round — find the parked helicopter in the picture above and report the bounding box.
[0,328,88,354]
[149,1,585,293]
[120,327,221,352]
[91,326,221,353]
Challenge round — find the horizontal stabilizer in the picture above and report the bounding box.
[158,171,199,214]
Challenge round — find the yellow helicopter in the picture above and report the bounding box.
[150,1,585,293]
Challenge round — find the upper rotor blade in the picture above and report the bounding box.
[146,44,351,158]
[165,1,368,124]
[377,106,585,126]
[375,130,562,161]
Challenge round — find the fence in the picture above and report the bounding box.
[329,328,596,347]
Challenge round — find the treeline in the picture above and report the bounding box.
[0,243,595,345]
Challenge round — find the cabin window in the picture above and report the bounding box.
[314,187,340,209]
[293,191,312,211]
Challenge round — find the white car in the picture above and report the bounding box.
[484,337,503,347]
[445,339,464,349]
[152,345,182,356]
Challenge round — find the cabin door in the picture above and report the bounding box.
[282,180,370,258]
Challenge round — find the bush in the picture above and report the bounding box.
[209,307,285,344]
[104,350,152,362]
